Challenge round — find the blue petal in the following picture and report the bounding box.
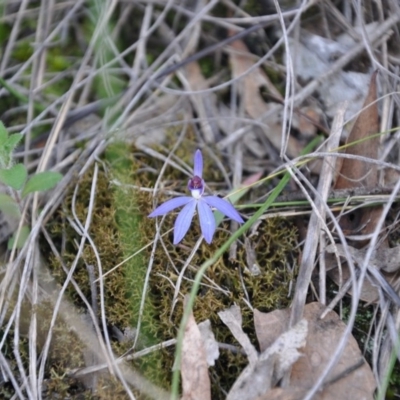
[148,196,192,217]
[193,149,203,178]
[173,199,197,244]
[203,196,244,223]
[197,199,216,244]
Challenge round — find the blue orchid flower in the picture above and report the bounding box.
[149,149,244,244]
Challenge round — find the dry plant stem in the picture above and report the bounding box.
[275,186,398,203]
[372,303,385,380]
[170,152,305,397]
[0,144,86,318]
[356,1,399,83]
[14,245,37,399]
[141,131,188,340]
[86,264,99,319]
[70,339,177,378]
[324,0,360,40]
[323,359,365,387]
[0,0,29,74]
[41,227,104,339]
[320,274,358,319]
[0,0,85,96]
[170,237,203,318]
[319,233,327,305]
[132,4,153,80]
[153,0,317,82]
[272,0,295,158]
[26,0,52,166]
[290,103,346,327]
[114,0,220,127]
[144,0,310,26]
[158,0,311,100]
[373,299,391,387]
[376,0,391,139]
[0,350,24,399]
[132,214,164,350]
[36,1,116,175]
[0,140,102,397]
[36,164,125,398]
[292,14,400,106]
[202,148,232,189]
[68,163,137,398]
[136,145,189,177]
[95,230,173,282]
[296,151,400,174]
[304,154,400,400]
[42,222,141,392]
[28,252,39,399]
[35,258,169,399]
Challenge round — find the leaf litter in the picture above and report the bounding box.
[178,297,212,400]
[1,1,400,399]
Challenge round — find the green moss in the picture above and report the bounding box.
[199,56,216,79]
[12,41,34,62]
[0,298,93,399]
[41,136,298,398]
[0,22,11,47]
[130,141,298,398]
[242,0,264,15]
[43,143,168,396]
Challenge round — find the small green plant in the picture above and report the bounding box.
[0,121,62,249]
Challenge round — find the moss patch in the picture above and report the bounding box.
[41,138,298,398]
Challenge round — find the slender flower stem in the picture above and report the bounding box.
[170,171,291,399]
[170,136,323,399]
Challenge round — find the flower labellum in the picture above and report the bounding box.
[149,149,244,244]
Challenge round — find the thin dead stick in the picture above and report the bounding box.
[69,339,177,377]
[292,14,400,106]
[275,186,399,203]
[290,102,346,326]
[320,275,357,319]
[152,0,317,81]
[319,232,327,305]
[322,358,366,388]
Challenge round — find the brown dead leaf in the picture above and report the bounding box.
[184,62,218,144]
[292,105,322,138]
[253,308,288,350]
[334,70,381,236]
[228,37,302,157]
[325,250,379,303]
[218,305,258,364]
[255,387,307,400]
[335,71,379,189]
[254,303,375,400]
[226,314,307,400]
[219,305,306,400]
[180,305,211,400]
[326,243,400,275]
[198,320,219,367]
[326,71,399,300]
[325,244,400,304]
[260,320,307,385]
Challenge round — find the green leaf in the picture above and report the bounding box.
[0,193,20,218]
[0,164,27,190]
[7,225,30,250]
[22,171,62,197]
[0,120,8,145]
[4,133,23,153]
